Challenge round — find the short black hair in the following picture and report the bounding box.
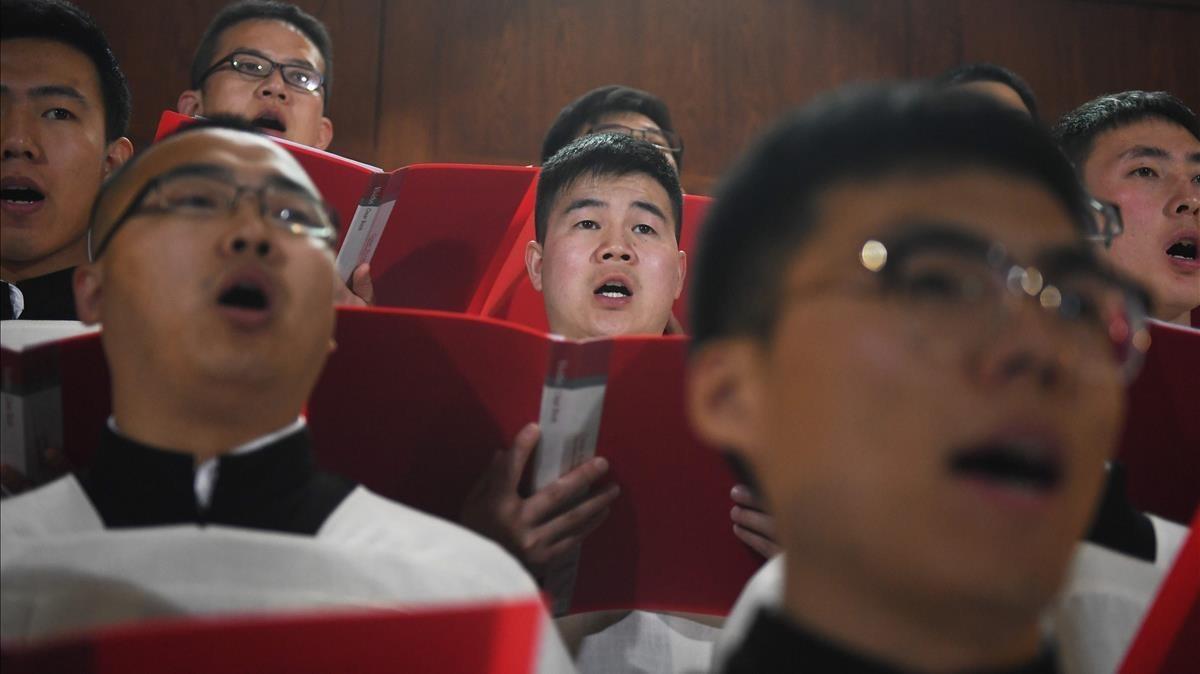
[1053,91,1199,169]
[189,0,333,110]
[692,84,1094,348]
[535,133,683,244]
[541,85,684,171]
[935,62,1039,121]
[2,0,131,141]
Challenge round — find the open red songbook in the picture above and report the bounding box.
[153,111,539,314]
[1118,509,1200,674]
[1116,320,1200,524]
[306,307,763,616]
[0,598,544,674]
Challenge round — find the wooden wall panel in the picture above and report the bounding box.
[69,0,1198,195]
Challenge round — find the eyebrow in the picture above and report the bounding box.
[631,199,667,221]
[0,84,88,103]
[562,197,667,222]
[1119,145,1170,161]
[154,163,234,182]
[231,47,319,70]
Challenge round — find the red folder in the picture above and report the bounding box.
[153,111,538,314]
[1116,321,1200,524]
[475,195,712,333]
[0,598,544,674]
[1,330,110,474]
[1117,509,1200,674]
[306,306,763,616]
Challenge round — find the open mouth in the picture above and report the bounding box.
[1166,237,1198,262]
[594,282,632,299]
[1,186,46,205]
[218,281,270,311]
[251,113,287,133]
[948,440,1062,494]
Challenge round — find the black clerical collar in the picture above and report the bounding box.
[6,267,78,320]
[723,609,1057,674]
[79,423,355,535]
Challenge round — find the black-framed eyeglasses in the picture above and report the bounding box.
[91,168,339,258]
[791,224,1152,381]
[1082,197,1123,248]
[585,123,683,153]
[200,50,324,94]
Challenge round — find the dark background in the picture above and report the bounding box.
[74,0,1200,194]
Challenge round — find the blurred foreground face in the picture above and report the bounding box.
[1082,119,1200,324]
[736,169,1123,618]
[82,129,337,395]
[528,172,685,339]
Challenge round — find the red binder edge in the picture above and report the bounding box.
[1117,508,1200,674]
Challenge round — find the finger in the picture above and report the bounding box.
[730,505,777,541]
[525,456,610,522]
[530,504,614,567]
[502,423,540,490]
[734,524,781,559]
[352,263,375,305]
[533,482,619,545]
[730,483,765,510]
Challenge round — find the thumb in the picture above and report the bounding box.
[352,263,375,306]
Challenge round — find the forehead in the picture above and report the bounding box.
[1,38,102,97]
[589,110,661,132]
[213,18,323,69]
[792,168,1079,278]
[552,171,671,213]
[1087,118,1200,165]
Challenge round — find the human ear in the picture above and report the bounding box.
[673,250,687,299]
[177,90,204,116]
[73,264,104,325]
[525,240,545,292]
[315,116,334,150]
[102,137,134,178]
[687,339,767,456]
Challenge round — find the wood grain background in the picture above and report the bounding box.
[73,0,1199,194]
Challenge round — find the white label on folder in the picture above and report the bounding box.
[335,198,396,282]
[534,340,611,614]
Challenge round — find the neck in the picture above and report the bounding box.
[111,378,304,464]
[0,237,88,282]
[1163,307,1196,327]
[782,556,1043,673]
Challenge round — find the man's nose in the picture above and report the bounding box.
[257,69,289,101]
[219,198,278,260]
[2,110,42,162]
[970,297,1077,394]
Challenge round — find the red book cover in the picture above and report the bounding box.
[1,325,109,478]
[1118,509,1200,674]
[0,598,544,674]
[1117,321,1200,524]
[306,306,763,616]
[153,111,538,314]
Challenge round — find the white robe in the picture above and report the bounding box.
[1,477,576,673]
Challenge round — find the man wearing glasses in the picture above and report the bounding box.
[0,120,573,673]
[541,85,684,174]
[690,86,1150,672]
[1054,91,1200,328]
[177,0,333,150]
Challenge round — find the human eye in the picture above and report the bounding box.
[574,219,600,230]
[1128,166,1158,178]
[165,191,222,211]
[633,223,657,235]
[42,107,76,121]
[895,256,987,304]
[284,67,319,89]
[231,55,269,76]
